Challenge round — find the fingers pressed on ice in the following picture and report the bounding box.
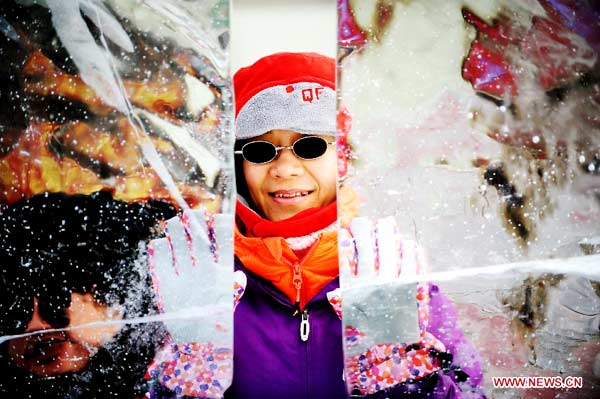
[399,239,420,277]
[214,213,234,268]
[347,216,428,281]
[182,209,212,267]
[149,237,175,275]
[148,237,177,311]
[375,216,400,279]
[165,216,194,274]
[349,217,377,280]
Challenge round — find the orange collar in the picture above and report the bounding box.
[234,227,338,309]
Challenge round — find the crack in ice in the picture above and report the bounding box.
[0,303,230,345]
[342,254,600,291]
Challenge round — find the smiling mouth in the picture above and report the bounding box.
[269,190,313,198]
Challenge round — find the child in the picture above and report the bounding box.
[227,52,485,398]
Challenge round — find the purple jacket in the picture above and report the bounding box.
[225,259,486,399]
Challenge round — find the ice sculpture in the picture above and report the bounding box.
[0,1,233,397]
[338,0,599,397]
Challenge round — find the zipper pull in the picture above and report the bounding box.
[300,309,310,342]
[292,262,302,306]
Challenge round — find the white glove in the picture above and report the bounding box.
[147,209,244,398]
[328,216,434,395]
[335,216,424,356]
[148,209,238,343]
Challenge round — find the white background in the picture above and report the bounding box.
[231,0,336,72]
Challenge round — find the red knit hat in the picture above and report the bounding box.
[234,52,336,139]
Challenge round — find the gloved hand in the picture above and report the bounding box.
[330,216,446,395]
[146,209,244,398]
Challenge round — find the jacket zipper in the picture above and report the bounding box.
[300,309,310,341]
[293,263,311,341]
[289,239,321,316]
[291,259,310,396]
[292,261,302,312]
[236,257,342,399]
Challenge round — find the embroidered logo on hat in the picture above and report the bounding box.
[301,87,325,103]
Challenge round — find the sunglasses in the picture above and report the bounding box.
[234,136,335,164]
[1,293,71,334]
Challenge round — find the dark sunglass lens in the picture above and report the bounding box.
[294,137,328,159]
[38,298,70,328]
[243,141,277,164]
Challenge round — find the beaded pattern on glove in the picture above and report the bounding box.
[344,325,366,348]
[146,341,232,398]
[347,339,445,394]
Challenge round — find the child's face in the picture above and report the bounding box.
[7,293,122,377]
[243,129,337,221]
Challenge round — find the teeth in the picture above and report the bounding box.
[274,192,308,198]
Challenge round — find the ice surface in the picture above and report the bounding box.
[338,0,600,396]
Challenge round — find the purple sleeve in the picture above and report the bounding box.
[428,284,486,394]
